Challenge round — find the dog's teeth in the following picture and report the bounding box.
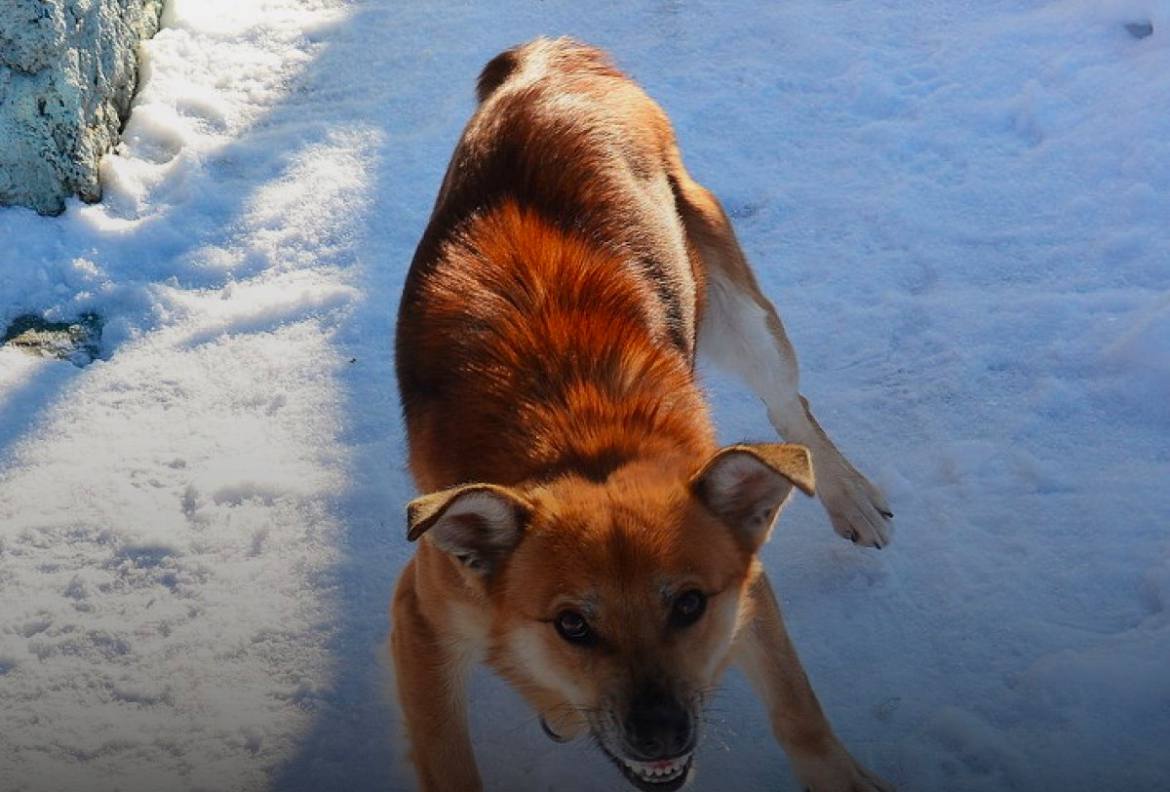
[622,755,688,783]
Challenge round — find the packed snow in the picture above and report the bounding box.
[1,1,1168,790]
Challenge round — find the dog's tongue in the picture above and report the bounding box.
[539,716,570,743]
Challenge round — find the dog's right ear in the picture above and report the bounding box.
[406,484,533,574]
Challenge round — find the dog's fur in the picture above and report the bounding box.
[392,38,893,792]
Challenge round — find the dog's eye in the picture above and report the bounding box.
[554,610,593,644]
[670,589,707,628]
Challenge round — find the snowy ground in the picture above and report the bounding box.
[1,1,1168,790]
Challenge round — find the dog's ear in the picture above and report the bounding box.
[406,484,533,574]
[690,443,814,549]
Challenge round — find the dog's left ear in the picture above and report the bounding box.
[406,483,533,574]
[690,443,814,549]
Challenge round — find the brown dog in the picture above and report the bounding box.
[391,38,894,792]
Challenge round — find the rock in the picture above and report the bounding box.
[0,1,164,215]
[2,312,104,367]
[1125,21,1154,39]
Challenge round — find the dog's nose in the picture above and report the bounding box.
[624,694,694,760]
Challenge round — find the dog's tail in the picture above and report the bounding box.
[476,47,520,103]
[476,37,623,104]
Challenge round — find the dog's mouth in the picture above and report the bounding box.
[603,748,694,791]
[540,714,695,790]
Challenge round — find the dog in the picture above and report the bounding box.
[391,38,894,792]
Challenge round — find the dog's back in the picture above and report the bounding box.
[397,38,709,493]
[417,37,694,286]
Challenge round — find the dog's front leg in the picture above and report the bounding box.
[734,573,893,792]
[391,565,481,792]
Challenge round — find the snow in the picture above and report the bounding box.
[1,0,1168,790]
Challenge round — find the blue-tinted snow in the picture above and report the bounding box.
[1,1,1168,790]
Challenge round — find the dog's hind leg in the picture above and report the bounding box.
[670,166,892,547]
[736,573,894,790]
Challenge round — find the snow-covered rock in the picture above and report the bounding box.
[0,0,164,215]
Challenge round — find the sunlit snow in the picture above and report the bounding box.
[2,1,1168,790]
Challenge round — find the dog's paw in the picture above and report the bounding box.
[818,465,893,549]
[795,745,895,792]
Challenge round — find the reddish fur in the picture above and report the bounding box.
[391,40,732,787]
[397,39,709,494]
[399,199,715,492]
[390,37,886,792]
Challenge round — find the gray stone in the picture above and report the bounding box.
[2,312,104,367]
[0,0,164,215]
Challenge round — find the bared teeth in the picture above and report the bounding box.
[621,754,690,782]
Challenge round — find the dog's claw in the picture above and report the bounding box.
[821,467,893,549]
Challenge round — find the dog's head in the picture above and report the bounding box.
[406,443,814,791]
